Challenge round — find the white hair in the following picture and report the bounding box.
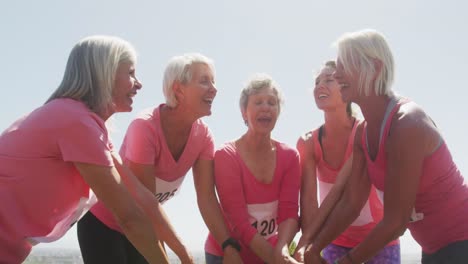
[335,29,395,96]
[162,53,215,107]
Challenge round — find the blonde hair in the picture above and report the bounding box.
[334,29,394,96]
[162,53,215,107]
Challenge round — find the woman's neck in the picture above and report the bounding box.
[239,131,274,153]
[358,94,396,126]
[160,104,197,132]
[323,108,354,137]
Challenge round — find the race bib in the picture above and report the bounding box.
[154,176,185,204]
[247,200,278,240]
[319,181,373,226]
[26,190,97,245]
[375,189,424,223]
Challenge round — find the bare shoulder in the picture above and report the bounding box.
[389,101,441,155]
[394,102,436,131]
[352,121,366,152]
[297,130,315,157]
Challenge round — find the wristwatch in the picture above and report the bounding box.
[221,237,241,252]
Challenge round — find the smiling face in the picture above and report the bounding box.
[314,66,347,112]
[242,87,279,134]
[179,63,217,118]
[112,61,142,113]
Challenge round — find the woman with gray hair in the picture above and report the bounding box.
[0,35,168,263]
[204,74,301,264]
[304,29,468,264]
[79,53,242,264]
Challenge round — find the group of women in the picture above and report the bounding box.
[1,29,467,264]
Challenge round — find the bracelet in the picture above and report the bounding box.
[221,237,241,252]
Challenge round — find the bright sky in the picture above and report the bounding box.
[2,0,467,258]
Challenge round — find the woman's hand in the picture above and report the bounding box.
[223,246,243,264]
[304,245,327,264]
[293,245,305,262]
[273,245,303,264]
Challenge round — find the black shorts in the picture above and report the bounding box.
[77,211,148,264]
[421,240,468,264]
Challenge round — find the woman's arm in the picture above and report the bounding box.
[294,135,319,261]
[274,149,301,264]
[274,218,301,264]
[126,159,194,264]
[74,161,169,264]
[192,158,242,263]
[337,108,438,263]
[215,149,275,263]
[304,126,371,263]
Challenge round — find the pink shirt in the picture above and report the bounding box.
[91,104,215,232]
[0,99,113,263]
[205,141,301,263]
[362,100,468,253]
[312,122,398,247]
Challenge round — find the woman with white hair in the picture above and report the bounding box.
[0,35,168,263]
[304,29,468,264]
[79,53,242,264]
[204,74,301,264]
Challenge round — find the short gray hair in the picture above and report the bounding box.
[47,35,137,115]
[239,73,284,113]
[162,53,215,107]
[335,29,395,96]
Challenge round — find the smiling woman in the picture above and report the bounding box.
[294,60,400,263]
[112,61,142,113]
[304,29,468,264]
[0,35,168,264]
[77,53,242,264]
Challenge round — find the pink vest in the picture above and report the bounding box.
[362,100,468,253]
[314,121,398,247]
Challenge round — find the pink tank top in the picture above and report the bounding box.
[362,99,468,253]
[314,121,398,247]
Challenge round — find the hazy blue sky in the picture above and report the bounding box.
[2,0,467,257]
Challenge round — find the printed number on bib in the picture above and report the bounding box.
[155,188,178,203]
[154,176,186,204]
[247,200,278,240]
[252,218,277,237]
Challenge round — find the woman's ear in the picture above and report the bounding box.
[172,80,184,104]
[241,109,248,126]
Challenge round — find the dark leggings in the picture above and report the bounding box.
[421,240,468,264]
[205,252,223,264]
[77,211,148,264]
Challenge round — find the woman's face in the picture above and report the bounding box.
[314,66,347,111]
[242,87,280,134]
[112,61,142,113]
[334,58,360,103]
[179,63,217,118]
